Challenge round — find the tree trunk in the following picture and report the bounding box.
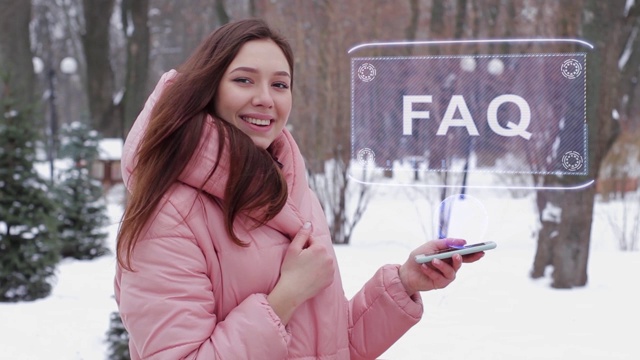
[82,0,117,136]
[530,189,557,278]
[215,0,230,25]
[453,0,467,39]
[248,0,257,17]
[0,0,35,117]
[532,0,639,288]
[121,0,150,139]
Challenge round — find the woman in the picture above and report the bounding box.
[115,18,484,360]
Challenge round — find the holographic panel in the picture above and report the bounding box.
[351,53,588,185]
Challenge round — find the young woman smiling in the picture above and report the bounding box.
[114,18,485,360]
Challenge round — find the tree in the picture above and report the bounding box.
[215,0,230,25]
[305,1,377,244]
[105,311,130,360]
[0,0,36,118]
[55,121,110,260]
[81,0,117,136]
[120,0,150,139]
[0,83,60,302]
[531,0,640,288]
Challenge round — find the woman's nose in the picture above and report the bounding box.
[252,84,274,108]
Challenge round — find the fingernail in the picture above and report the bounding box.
[303,221,311,229]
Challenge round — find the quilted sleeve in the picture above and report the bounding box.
[347,264,424,360]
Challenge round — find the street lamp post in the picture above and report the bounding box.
[440,57,503,238]
[459,57,504,196]
[47,66,58,182]
[459,57,477,197]
[59,56,78,124]
[33,56,56,181]
[41,56,78,182]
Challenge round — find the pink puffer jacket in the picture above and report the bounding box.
[114,70,423,360]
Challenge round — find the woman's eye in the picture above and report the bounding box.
[233,78,252,84]
[273,82,290,90]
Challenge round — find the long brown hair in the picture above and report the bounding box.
[117,19,294,270]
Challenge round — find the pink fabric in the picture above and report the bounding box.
[114,70,423,359]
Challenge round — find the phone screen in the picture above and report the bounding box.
[415,241,496,263]
[433,242,489,254]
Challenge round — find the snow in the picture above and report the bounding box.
[33,159,74,180]
[98,139,123,161]
[112,90,124,106]
[1,183,638,360]
[60,57,78,75]
[32,57,45,75]
[541,201,562,223]
[126,10,135,37]
[613,108,620,120]
[618,27,638,70]
[625,0,636,17]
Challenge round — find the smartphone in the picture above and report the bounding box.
[414,241,497,264]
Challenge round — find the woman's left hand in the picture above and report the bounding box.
[399,238,484,296]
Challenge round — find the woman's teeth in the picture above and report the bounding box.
[242,116,270,126]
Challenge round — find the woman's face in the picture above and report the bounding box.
[215,39,292,149]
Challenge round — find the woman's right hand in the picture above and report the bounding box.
[267,222,335,325]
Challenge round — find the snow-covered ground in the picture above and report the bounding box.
[1,182,638,359]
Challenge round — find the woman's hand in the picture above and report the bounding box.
[268,222,335,324]
[399,238,484,296]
